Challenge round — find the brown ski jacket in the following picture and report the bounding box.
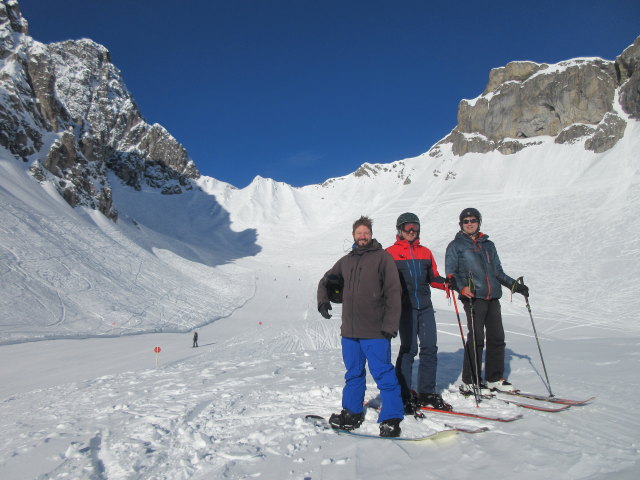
[317,239,401,339]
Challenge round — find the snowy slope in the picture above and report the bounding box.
[1,112,640,477]
[202,120,640,336]
[0,152,258,344]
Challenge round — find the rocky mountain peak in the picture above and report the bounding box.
[0,0,199,222]
[483,61,547,94]
[435,37,640,157]
[0,0,27,37]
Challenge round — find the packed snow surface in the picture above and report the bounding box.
[1,120,639,478]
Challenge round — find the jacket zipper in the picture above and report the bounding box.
[351,254,363,338]
[484,248,492,299]
[409,244,421,309]
[473,237,491,300]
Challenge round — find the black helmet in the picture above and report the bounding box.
[326,274,344,304]
[396,212,420,229]
[459,207,482,227]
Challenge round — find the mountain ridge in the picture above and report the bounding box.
[2,1,639,207]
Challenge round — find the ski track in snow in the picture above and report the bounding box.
[2,259,639,480]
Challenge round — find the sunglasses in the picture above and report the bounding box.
[462,218,478,224]
[402,223,419,233]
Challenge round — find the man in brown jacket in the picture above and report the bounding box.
[317,216,404,437]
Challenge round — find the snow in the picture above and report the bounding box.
[1,117,640,478]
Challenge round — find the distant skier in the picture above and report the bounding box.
[445,208,529,394]
[317,215,404,437]
[386,212,451,412]
[193,331,198,348]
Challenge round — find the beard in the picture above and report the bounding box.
[355,238,371,247]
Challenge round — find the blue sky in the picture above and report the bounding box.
[19,0,640,188]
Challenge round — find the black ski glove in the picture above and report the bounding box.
[381,331,397,340]
[318,302,332,319]
[445,276,457,291]
[512,281,529,297]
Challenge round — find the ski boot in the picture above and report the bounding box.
[487,379,517,392]
[328,409,365,431]
[416,392,452,411]
[379,418,402,437]
[459,382,491,396]
[402,395,419,415]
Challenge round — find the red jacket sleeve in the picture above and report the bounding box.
[429,253,446,291]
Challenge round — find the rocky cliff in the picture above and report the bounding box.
[434,37,640,157]
[0,0,198,221]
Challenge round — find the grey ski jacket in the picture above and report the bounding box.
[445,231,516,300]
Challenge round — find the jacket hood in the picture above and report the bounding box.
[393,236,421,246]
[456,231,488,242]
[352,238,383,254]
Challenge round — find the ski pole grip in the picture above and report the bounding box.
[517,276,531,305]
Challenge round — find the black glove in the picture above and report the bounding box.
[318,302,332,319]
[381,331,397,340]
[445,276,457,291]
[512,281,529,297]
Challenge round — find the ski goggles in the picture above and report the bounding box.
[462,218,478,224]
[401,223,420,233]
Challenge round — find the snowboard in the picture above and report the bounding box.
[305,414,457,442]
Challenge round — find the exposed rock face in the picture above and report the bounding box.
[483,61,547,95]
[352,162,411,184]
[617,37,640,119]
[584,112,628,153]
[555,124,596,145]
[435,37,640,157]
[0,0,199,221]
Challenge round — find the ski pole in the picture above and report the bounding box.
[518,276,554,397]
[468,273,482,402]
[450,286,481,407]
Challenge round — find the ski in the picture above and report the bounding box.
[306,415,464,441]
[417,405,522,422]
[496,390,595,406]
[444,423,490,434]
[497,398,572,412]
[452,388,574,412]
[411,410,490,433]
[368,396,517,423]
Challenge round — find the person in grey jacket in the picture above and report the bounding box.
[445,208,529,394]
[317,216,404,437]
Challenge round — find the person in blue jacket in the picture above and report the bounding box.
[445,208,529,393]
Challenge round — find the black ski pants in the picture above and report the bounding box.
[461,298,505,384]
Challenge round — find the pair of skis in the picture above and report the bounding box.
[422,389,595,421]
[383,389,594,425]
[496,390,595,406]
[416,404,522,422]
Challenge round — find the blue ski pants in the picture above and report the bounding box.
[395,305,438,398]
[341,337,404,423]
